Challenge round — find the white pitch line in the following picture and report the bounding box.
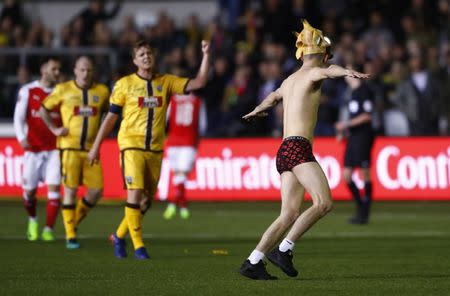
[1,231,449,241]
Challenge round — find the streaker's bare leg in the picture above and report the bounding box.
[254,171,305,253]
[285,162,333,242]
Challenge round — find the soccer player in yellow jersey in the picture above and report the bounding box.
[40,56,110,249]
[88,39,210,259]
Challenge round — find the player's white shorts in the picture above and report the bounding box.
[22,150,61,190]
[167,146,197,172]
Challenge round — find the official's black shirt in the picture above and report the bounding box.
[347,83,374,135]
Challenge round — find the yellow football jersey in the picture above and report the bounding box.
[110,73,189,151]
[42,80,110,150]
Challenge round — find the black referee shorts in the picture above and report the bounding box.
[344,133,374,168]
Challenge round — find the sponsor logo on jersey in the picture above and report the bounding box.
[92,95,99,103]
[73,106,98,117]
[32,95,41,101]
[138,96,163,108]
[125,176,133,184]
[157,85,162,92]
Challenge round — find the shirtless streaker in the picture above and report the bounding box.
[239,20,370,280]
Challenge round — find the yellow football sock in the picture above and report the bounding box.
[116,216,128,239]
[116,207,147,239]
[125,204,144,250]
[62,205,76,240]
[75,198,94,226]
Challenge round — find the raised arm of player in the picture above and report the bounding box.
[185,40,210,92]
[88,112,119,165]
[242,90,283,121]
[39,106,68,136]
[311,65,370,82]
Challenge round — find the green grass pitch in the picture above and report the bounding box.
[1,200,450,296]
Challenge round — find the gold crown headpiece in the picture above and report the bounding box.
[293,19,332,60]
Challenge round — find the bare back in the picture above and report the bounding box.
[279,67,324,141]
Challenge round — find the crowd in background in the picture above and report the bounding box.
[1,0,450,137]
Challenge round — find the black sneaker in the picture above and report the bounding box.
[348,215,368,225]
[239,259,278,280]
[267,248,298,277]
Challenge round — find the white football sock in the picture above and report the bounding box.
[279,238,294,252]
[248,249,265,264]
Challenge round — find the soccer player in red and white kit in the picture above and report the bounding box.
[13,57,62,242]
[163,92,206,219]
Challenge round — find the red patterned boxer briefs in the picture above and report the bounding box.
[276,136,317,174]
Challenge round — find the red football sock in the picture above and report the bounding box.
[176,183,187,208]
[46,199,60,229]
[24,199,37,218]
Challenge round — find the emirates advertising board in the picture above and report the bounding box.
[0,137,449,201]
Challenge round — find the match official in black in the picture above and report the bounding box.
[335,64,375,224]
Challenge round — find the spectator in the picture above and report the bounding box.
[12,25,25,47]
[76,0,121,44]
[184,43,200,76]
[437,0,450,40]
[235,7,262,51]
[203,55,230,136]
[392,51,443,135]
[25,20,45,47]
[2,65,29,118]
[165,46,187,76]
[0,16,13,46]
[154,12,179,53]
[253,59,282,136]
[185,14,203,46]
[217,0,241,31]
[362,10,394,59]
[0,0,25,27]
[400,14,436,49]
[438,49,450,135]
[220,64,255,136]
[260,0,290,46]
[204,18,229,52]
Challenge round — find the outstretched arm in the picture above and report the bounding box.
[242,90,283,121]
[88,112,119,165]
[185,40,210,92]
[311,65,370,82]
